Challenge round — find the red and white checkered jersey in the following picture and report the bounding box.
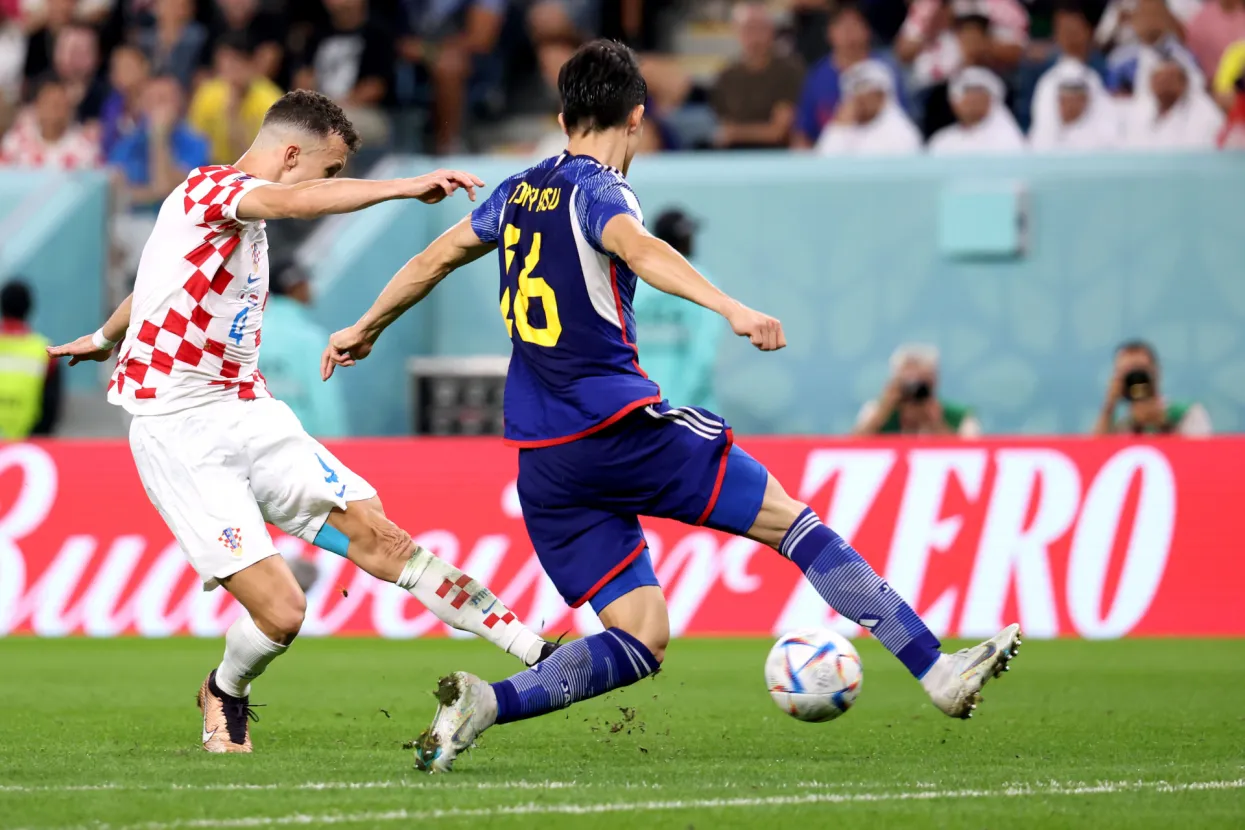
[108,165,275,415]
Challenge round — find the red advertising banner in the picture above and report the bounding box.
[1,438,1242,639]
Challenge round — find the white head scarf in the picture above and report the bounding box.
[928,67,1027,155]
[1122,58,1225,150]
[815,60,922,156]
[1031,58,1120,152]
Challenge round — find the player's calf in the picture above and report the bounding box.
[323,498,550,665]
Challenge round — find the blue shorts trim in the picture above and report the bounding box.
[585,547,660,612]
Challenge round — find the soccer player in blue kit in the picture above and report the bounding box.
[322,40,1022,773]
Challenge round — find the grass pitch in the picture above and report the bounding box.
[0,637,1242,830]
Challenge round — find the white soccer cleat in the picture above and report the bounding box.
[921,623,1022,719]
[412,671,497,773]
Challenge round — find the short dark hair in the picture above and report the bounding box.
[1,281,33,321]
[829,1,866,26]
[953,13,991,33]
[30,73,66,101]
[1117,339,1159,365]
[215,31,253,58]
[261,90,361,153]
[558,39,648,134]
[1052,0,1090,20]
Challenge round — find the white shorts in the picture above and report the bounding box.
[129,398,376,589]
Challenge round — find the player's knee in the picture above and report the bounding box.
[749,475,810,551]
[257,593,306,644]
[638,627,669,664]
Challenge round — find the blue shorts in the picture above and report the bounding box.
[517,402,769,612]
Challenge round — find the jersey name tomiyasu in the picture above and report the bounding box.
[470,153,661,447]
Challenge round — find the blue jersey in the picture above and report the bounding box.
[471,153,661,447]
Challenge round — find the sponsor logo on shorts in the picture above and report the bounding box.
[218,527,244,557]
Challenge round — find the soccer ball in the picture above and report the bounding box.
[765,628,863,722]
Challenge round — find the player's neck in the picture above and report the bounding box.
[233,149,285,183]
[566,131,630,174]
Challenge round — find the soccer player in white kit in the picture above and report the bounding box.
[49,91,552,754]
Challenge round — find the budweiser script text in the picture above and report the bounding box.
[2,439,1241,638]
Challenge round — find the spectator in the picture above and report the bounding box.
[188,35,283,165]
[1030,3,1110,134]
[1214,38,1245,107]
[1120,54,1224,148]
[259,261,349,439]
[1106,0,1202,99]
[293,0,394,146]
[928,67,1026,154]
[711,2,804,150]
[529,0,668,51]
[0,3,20,115]
[632,209,721,411]
[137,0,210,90]
[814,59,922,155]
[99,43,150,157]
[207,0,285,83]
[1093,340,1211,436]
[20,0,111,28]
[1030,60,1121,151]
[918,12,1005,137]
[1185,0,1245,79]
[21,0,76,89]
[1096,0,1202,53]
[108,75,209,210]
[0,76,100,168]
[793,2,903,147]
[896,0,1028,93]
[0,280,61,439]
[854,344,981,437]
[49,22,108,123]
[530,34,578,158]
[397,0,508,155]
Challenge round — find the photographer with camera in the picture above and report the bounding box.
[1093,341,1212,436]
[854,343,981,438]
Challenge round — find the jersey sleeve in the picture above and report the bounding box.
[576,175,643,254]
[470,173,520,245]
[180,166,273,229]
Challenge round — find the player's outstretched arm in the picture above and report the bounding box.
[321,215,496,380]
[600,214,787,352]
[47,293,133,366]
[235,169,485,222]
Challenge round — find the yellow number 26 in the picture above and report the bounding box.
[500,223,562,348]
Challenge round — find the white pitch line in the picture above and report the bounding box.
[22,779,1245,830]
[0,780,595,795]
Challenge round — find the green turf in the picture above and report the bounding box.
[0,637,1242,830]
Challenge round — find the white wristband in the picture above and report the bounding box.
[91,329,118,350]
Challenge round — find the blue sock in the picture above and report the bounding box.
[491,628,659,724]
[782,507,942,678]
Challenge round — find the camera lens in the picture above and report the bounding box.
[1122,368,1154,401]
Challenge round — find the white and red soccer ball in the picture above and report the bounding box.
[765,629,863,722]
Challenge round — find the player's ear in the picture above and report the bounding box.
[628,104,645,135]
[557,113,567,136]
[283,144,299,171]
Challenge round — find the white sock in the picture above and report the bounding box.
[919,653,951,695]
[215,614,288,698]
[398,547,546,665]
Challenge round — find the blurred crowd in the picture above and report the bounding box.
[0,0,1238,191]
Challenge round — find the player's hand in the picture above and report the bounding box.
[406,170,486,204]
[321,326,374,381]
[727,306,786,352]
[47,335,115,367]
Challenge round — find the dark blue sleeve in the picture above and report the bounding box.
[575,175,642,253]
[470,174,518,245]
[795,64,826,142]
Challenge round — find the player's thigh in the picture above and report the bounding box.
[218,554,307,644]
[595,585,670,663]
[245,400,378,545]
[128,412,280,591]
